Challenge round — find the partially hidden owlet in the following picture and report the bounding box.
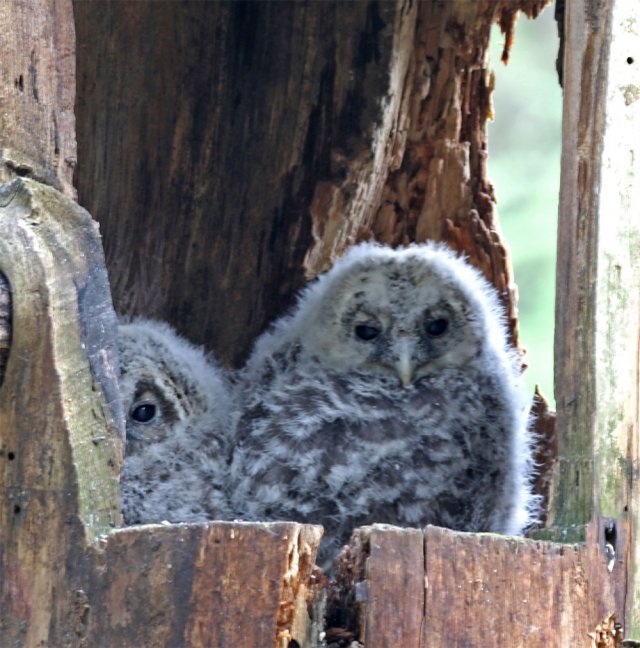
[118,319,234,525]
[230,242,538,567]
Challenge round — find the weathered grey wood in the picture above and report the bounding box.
[536,0,640,637]
[0,178,123,531]
[586,0,640,636]
[0,177,123,645]
[0,0,77,196]
[0,177,324,647]
[549,0,612,533]
[6,0,640,645]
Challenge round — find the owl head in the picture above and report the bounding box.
[268,243,512,387]
[118,319,232,454]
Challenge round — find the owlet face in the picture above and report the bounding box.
[121,372,188,453]
[118,320,222,456]
[300,254,487,386]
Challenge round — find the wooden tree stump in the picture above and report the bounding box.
[331,523,619,647]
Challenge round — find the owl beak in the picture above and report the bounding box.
[394,340,414,388]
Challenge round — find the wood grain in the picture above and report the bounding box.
[550,0,612,532]
[335,523,620,648]
[73,0,542,365]
[582,0,640,636]
[529,388,557,528]
[6,0,639,645]
[0,178,123,645]
[84,522,323,648]
[74,0,418,367]
[0,0,77,196]
[0,179,324,648]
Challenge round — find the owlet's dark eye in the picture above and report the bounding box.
[355,324,381,341]
[426,318,449,337]
[130,403,157,424]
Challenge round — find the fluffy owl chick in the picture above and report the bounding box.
[119,319,234,525]
[230,242,538,568]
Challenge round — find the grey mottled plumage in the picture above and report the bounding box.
[119,319,234,525]
[230,242,538,567]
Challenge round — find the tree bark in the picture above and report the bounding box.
[0,177,123,644]
[73,0,547,367]
[0,0,76,196]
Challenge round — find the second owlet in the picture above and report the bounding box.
[118,319,234,525]
[230,242,538,567]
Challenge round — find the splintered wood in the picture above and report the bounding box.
[3,0,638,645]
[331,524,621,648]
[588,613,623,648]
[529,388,557,526]
[73,0,550,367]
[85,523,323,647]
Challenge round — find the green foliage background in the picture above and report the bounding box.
[488,6,561,405]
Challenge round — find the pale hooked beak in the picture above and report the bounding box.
[394,338,414,388]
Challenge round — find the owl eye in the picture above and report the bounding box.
[130,403,157,424]
[354,324,381,341]
[426,318,449,337]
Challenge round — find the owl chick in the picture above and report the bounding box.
[230,242,538,568]
[119,318,234,525]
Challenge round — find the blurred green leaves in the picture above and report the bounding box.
[488,6,561,406]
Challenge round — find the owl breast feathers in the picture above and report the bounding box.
[230,242,539,568]
[118,318,234,525]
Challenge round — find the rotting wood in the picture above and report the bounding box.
[334,523,620,647]
[74,0,420,368]
[72,1,560,565]
[369,0,550,349]
[5,0,640,645]
[83,522,322,648]
[0,0,77,197]
[529,387,557,528]
[587,613,623,648]
[0,177,123,535]
[548,15,640,640]
[0,177,324,647]
[0,177,123,645]
[586,0,640,636]
[73,0,550,366]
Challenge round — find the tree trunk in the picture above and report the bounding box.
[73,0,544,366]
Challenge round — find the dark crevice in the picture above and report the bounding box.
[0,271,11,389]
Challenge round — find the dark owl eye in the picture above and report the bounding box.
[426,318,449,337]
[355,324,381,341]
[130,403,157,424]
